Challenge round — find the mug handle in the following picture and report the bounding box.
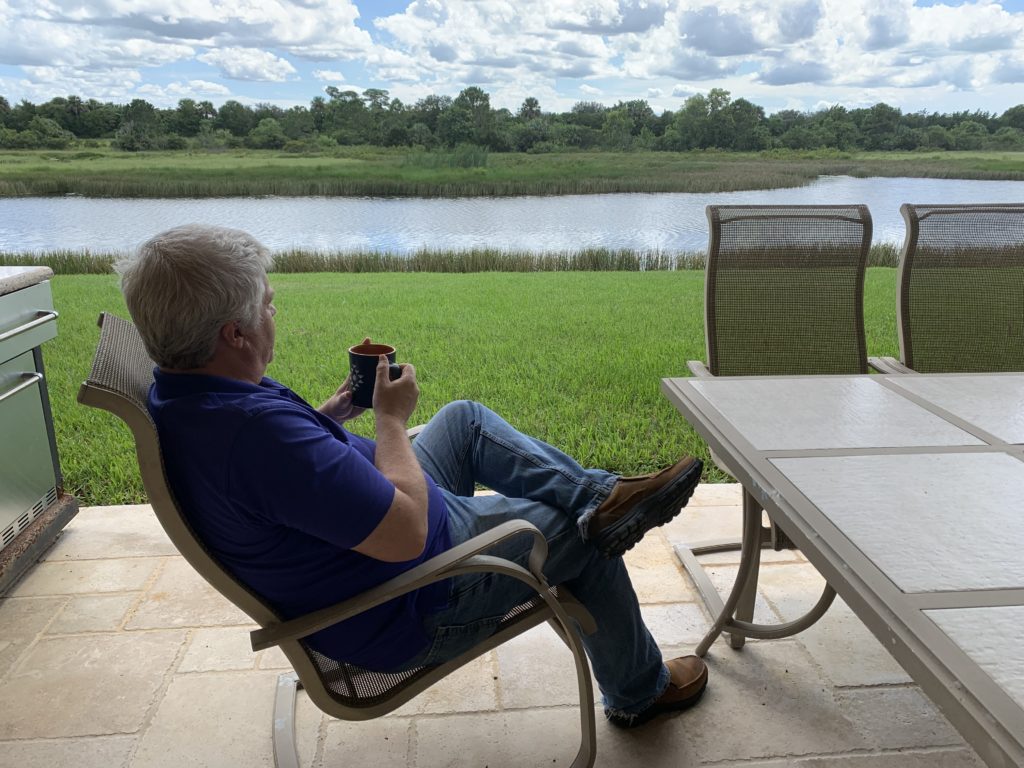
[388,363,402,381]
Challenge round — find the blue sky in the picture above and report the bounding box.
[1,0,1023,116]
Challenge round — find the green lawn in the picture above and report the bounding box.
[48,269,899,506]
[2,147,1022,197]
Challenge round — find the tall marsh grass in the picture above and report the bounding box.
[2,244,901,274]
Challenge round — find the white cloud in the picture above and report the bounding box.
[312,69,348,82]
[198,48,297,82]
[580,83,603,95]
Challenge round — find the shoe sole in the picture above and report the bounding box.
[593,458,703,559]
[605,678,709,729]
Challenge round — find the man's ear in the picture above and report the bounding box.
[219,320,245,349]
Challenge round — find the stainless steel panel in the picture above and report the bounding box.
[0,281,57,363]
[0,350,57,552]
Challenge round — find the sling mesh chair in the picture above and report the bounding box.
[682,204,871,650]
[869,203,1024,374]
[78,312,597,768]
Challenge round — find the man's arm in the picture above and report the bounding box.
[351,356,430,562]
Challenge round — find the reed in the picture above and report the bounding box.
[4,244,900,274]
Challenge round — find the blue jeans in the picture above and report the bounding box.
[400,400,670,715]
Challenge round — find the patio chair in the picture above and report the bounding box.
[77,312,597,768]
[869,203,1024,374]
[682,204,871,649]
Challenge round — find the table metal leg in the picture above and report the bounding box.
[685,488,839,657]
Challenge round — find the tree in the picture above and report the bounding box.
[600,108,633,150]
[217,100,255,136]
[518,97,541,120]
[246,118,287,149]
[725,98,768,150]
[568,101,606,130]
[113,99,161,150]
[1000,105,1024,132]
[171,99,203,137]
[453,86,495,147]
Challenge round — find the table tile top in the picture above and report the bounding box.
[885,375,1024,445]
[690,377,984,450]
[770,452,1024,593]
[924,605,1024,711]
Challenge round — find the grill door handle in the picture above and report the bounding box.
[0,372,43,404]
[0,310,59,343]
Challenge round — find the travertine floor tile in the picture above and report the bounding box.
[322,717,412,767]
[390,652,498,716]
[46,593,138,634]
[684,643,865,761]
[640,602,711,652]
[179,626,259,673]
[44,506,177,561]
[717,748,984,767]
[414,707,607,768]
[756,564,911,687]
[8,558,159,597]
[0,596,64,676]
[0,630,185,739]
[623,531,695,603]
[837,686,965,751]
[689,562,781,627]
[132,671,318,768]
[495,624,592,709]
[687,483,743,507]
[0,735,135,767]
[127,559,248,630]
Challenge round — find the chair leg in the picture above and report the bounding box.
[273,672,301,768]
[545,616,597,768]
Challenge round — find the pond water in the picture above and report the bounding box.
[2,175,1023,254]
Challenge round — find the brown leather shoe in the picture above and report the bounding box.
[588,456,703,558]
[605,655,709,729]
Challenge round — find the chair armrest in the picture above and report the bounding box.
[868,356,917,374]
[687,360,713,377]
[406,424,425,438]
[250,519,549,651]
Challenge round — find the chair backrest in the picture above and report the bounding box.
[897,203,1024,373]
[704,204,871,376]
[76,313,369,714]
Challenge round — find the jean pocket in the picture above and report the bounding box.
[421,614,505,666]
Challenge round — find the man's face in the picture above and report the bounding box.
[250,278,276,370]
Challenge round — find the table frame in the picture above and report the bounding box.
[662,372,1024,768]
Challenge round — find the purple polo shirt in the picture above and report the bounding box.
[148,369,451,670]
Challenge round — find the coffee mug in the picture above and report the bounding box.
[348,342,403,409]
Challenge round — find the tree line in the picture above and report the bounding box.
[2,87,1023,153]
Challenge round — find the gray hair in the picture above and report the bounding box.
[118,224,273,369]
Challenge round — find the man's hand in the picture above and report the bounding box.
[318,374,365,423]
[372,355,418,425]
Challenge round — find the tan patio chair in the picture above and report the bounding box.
[78,312,597,768]
[869,203,1024,374]
[682,204,871,649]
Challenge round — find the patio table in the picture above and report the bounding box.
[661,372,1024,768]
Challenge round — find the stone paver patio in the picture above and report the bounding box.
[0,484,987,767]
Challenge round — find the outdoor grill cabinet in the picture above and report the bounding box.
[0,266,78,595]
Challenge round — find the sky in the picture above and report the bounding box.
[1,0,1023,117]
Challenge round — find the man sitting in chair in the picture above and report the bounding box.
[119,224,709,728]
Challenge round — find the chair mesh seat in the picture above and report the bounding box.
[899,204,1024,373]
[310,593,551,706]
[705,205,871,376]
